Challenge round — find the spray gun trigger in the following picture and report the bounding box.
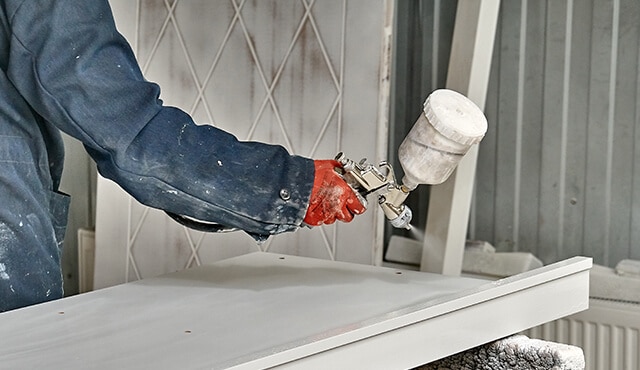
[353,191,368,210]
[333,162,369,209]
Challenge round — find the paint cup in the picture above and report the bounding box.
[398,89,488,190]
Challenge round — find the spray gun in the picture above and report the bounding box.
[337,89,488,230]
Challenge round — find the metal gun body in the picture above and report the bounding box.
[336,153,412,229]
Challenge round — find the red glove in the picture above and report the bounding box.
[303,160,366,226]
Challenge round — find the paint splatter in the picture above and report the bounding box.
[0,263,9,280]
[178,123,188,145]
[0,223,18,263]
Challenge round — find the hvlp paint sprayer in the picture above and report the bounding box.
[337,89,488,230]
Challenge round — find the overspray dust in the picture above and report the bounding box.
[406,225,425,242]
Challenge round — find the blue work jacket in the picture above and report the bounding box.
[0,0,314,311]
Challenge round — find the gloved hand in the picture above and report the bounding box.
[303,160,366,226]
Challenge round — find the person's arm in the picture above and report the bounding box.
[5,0,316,236]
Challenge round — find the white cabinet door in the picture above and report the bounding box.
[0,253,591,369]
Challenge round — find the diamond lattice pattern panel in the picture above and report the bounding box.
[95,0,390,287]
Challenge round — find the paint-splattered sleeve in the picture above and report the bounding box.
[6,0,314,237]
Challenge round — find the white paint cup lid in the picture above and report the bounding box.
[423,89,488,146]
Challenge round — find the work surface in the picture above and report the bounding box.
[0,252,591,369]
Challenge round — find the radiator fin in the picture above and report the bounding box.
[525,300,640,370]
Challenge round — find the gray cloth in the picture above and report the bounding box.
[419,335,585,370]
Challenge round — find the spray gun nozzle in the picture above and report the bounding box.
[387,204,412,230]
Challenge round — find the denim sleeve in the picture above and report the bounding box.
[5,0,314,236]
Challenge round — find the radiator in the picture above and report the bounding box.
[525,298,640,370]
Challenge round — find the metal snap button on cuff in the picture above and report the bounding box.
[279,189,291,201]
